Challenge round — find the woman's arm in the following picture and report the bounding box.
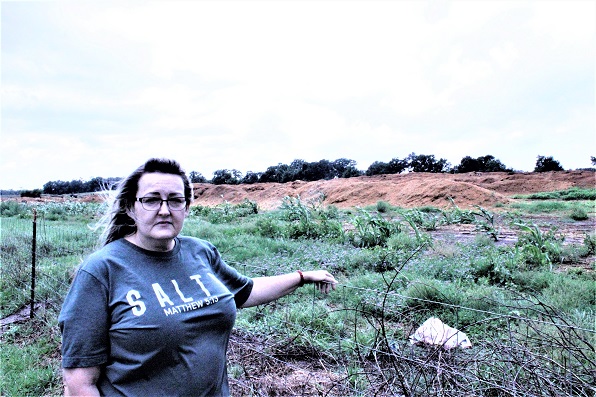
[63,367,101,396]
[241,270,337,308]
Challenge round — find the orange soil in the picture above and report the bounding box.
[192,170,596,210]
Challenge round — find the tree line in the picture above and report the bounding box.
[201,154,579,185]
[37,177,121,196]
[10,154,593,197]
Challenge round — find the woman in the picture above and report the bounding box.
[58,158,337,396]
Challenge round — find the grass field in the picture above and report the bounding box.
[1,192,594,396]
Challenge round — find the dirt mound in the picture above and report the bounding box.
[193,171,595,210]
[9,170,594,210]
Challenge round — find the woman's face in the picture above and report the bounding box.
[127,172,188,251]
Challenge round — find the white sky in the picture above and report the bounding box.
[1,0,594,190]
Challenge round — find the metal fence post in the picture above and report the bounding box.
[30,208,37,318]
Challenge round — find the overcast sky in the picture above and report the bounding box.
[1,1,594,190]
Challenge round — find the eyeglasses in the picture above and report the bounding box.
[136,196,187,211]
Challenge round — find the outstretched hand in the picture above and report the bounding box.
[302,270,338,294]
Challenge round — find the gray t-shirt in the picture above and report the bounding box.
[59,236,253,396]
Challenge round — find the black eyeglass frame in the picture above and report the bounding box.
[135,197,188,211]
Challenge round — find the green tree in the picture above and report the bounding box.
[43,180,71,194]
[301,160,335,181]
[211,169,242,185]
[20,189,42,198]
[241,171,262,184]
[365,157,407,176]
[534,155,564,172]
[189,171,207,183]
[288,159,307,181]
[454,155,509,173]
[407,153,450,173]
[332,158,362,178]
[259,163,293,183]
[366,161,391,176]
[388,157,408,174]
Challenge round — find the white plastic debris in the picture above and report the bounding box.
[409,317,472,350]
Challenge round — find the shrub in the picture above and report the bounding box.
[189,205,213,217]
[20,189,42,198]
[444,198,477,224]
[582,232,596,256]
[517,187,596,201]
[471,254,513,286]
[402,208,442,231]
[376,201,391,213]
[387,232,419,252]
[348,209,400,248]
[403,279,463,324]
[569,206,589,221]
[542,276,596,312]
[515,222,564,268]
[0,201,29,218]
[195,200,259,224]
[254,216,285,238]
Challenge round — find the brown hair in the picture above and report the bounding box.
[99,158,192,246]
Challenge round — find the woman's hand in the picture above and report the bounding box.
[242,270,338,308]
[301,270,338,294]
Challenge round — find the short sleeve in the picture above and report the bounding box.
[205,243,254,307]
[58,269,110,368]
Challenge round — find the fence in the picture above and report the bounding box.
[229,263,595,396]
[1,216,594,396]
[1,215,99,320]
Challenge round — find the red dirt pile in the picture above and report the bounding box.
[193,171,595,210]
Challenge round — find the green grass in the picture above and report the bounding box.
[1,196,595,396]
[0,217,98,317]
[508,200,595,214]
[1,318,63,396]
[513,187,596,201]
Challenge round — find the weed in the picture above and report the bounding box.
[515,187,596,201]
[508,200,593,215]
[1,319,63,396]
[348,208,400,248]
[582,232,596,256]
[444,197,476,224]
[471,254,513,286]
[569,205,589,221]
[2,198,595,396]
[514,222,564,269]
[542,276,596,312]
[253,215,285,238]
[402,208,443,231]
[272,197,346,241]
[0,201,30,218]
[376,200,392,213]
[473,205,500,241]
[387,232,419,253]
[200,199,259,224]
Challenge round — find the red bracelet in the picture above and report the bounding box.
[297,270,305,287]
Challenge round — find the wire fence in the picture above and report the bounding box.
[229,263,595,397]
[1,216,98,319]
[1,216,594,396]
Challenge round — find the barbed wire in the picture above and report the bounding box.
[230,261,595,396]
[2,217,595,396]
